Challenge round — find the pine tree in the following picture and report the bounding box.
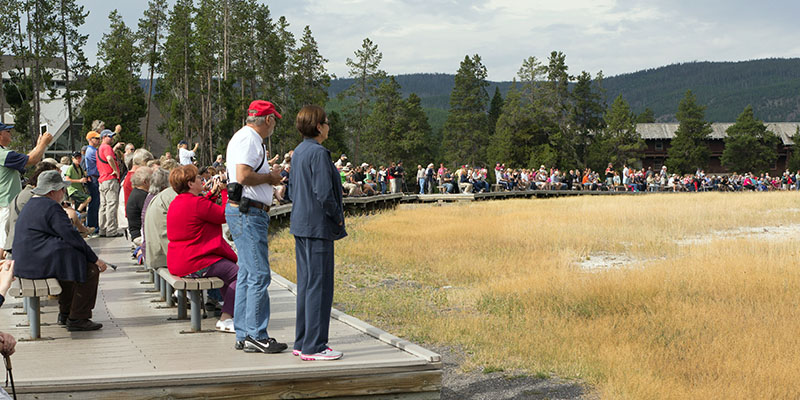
[588,94,644,171]
[665,90,712,174]
[343,38,385,163]
[23,0,60,143]
[571,70,606,166]
[720,105,779,173]
[56,0,88,151]
[398,93,435,166]
[158,0,195,145]
[487,87,503,136]
[636,108,655,123]
[289,26,329,111]
[322,110,348,159]
[137,0,168,150]
[363,76,402,164]
[82,10,146,146]
[194,0,222,165]
[442,54,489,166]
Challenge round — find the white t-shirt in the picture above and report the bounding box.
[179,147,195,165]
[226,126,273,204]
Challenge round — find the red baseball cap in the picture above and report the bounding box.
[247,100,282,119]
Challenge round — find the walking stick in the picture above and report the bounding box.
[3,354,16,400]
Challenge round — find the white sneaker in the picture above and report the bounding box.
[215,318,234,333]
[300,347,343,361]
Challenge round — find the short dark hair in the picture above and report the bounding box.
[295,105,326,138]
[169,164,198,194]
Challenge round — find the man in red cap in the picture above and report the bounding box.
[225,100,287,353]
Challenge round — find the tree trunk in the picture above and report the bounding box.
[144,17,159,151]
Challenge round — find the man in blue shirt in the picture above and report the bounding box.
[84,131,101,234]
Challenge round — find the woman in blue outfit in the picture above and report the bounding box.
[288,105,347,361]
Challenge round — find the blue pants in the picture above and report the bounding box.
[225,204,272,342]
[419,178,426,194]
[293,236,334,355]
[86,177,100,231]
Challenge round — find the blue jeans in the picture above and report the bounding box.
[419,178,426,194]
[86,177,100,231]
[225,204,272,342]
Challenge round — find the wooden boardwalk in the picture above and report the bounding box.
[0,236,442,399]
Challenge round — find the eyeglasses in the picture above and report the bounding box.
[323,120,330,126]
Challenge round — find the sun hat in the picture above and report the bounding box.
[32,170,70,196]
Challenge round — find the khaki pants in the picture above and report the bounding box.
[99,179,120,236]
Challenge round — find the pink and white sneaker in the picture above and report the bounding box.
[292,349,301,356]
[299,347,343,361]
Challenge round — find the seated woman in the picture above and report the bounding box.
[13,171,111,331]
[126,167,152,247]
[166,165,238,333]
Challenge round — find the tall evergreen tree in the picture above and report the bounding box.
[343,38,385,163]
[720,105,779,174]
[82,10,146,146]
[363,76,402,164]
[587,94,644,171]
[56,0,88,151]
[442,54,489,166]
[158,0,195,145]
[137,0,168,150]
[23,0,60,143]
[571,70,606,166]
[665,90,712,174]
[398,93,435,166]
[488,87,503,136]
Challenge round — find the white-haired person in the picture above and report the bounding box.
[13,171,111,331]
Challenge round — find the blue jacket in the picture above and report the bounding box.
[85,145,99,177]
[288,138,346,241]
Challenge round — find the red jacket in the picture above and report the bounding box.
[166,193,237,277]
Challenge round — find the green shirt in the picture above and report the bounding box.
[65,163,88,197]
[0,148,26,207]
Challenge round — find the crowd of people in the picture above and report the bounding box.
[0,100,348,363]
[2,97,799,370]
[332,161,800,196]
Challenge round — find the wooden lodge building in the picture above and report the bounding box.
[638,122,800,174]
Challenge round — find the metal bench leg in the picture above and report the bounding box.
[159,276,167,301]
[29,296,41,339]
[23,297,29,314]
[166,285,175,307]
[153,271,161,292]
[177,289,187,319]
[189,291,202,332]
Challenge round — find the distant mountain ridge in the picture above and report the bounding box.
[328,58,800,128]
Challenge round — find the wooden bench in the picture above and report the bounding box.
[11,278,62,339]
[491,184,504,192]
[157,268,223,333]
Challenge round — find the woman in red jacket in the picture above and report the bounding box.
[167,165,238,333]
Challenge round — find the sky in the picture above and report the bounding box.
[81,0,800,81]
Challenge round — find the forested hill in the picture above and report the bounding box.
[327,58,800,125]
[601,58,800,122]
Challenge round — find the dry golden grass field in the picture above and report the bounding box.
[269,191,800,399]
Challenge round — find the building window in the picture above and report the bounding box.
[654,141,663,151]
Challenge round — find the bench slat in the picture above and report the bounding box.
[20,279,36,297]
[196,278,213,290]
[33,279,49,297]
[46,278,62,295]
[10,280,21,297]
[208,277,224,289]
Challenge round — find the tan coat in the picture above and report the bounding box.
[143,187,177,269]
